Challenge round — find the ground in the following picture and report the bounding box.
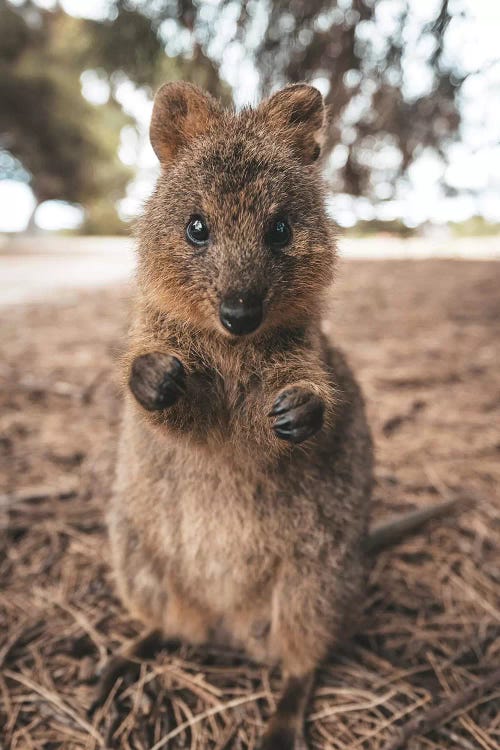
[1,259,499,750]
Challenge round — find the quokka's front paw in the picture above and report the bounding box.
[129,352,186,411]
[269,386,324,444]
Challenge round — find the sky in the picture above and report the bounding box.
[0,0,499,232]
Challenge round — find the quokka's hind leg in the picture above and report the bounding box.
[259,672,315,750]
[88,629,179,716]
[257,617,324,747]
[257,563,341,749]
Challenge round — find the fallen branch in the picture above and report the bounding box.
[381,667,500,750]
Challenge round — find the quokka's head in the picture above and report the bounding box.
[138,81,336,338]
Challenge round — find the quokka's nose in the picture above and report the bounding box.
[219,293,263,335]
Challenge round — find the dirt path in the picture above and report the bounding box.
[0,237,135,305]
[1,234,498,306]
[1,259,499,749]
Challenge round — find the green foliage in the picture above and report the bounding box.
[345,219,417,238]
[449,216,500,237]
[80,2,232,101]
[0,0,231,233]
[84,6,165,87]
[0,1,132,230]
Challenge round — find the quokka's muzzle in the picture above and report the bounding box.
[219,292,264,335]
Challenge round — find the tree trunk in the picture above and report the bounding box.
[24,202,39,235]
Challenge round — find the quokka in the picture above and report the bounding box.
[94,82,461,749]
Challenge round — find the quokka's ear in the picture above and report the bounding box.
[150,81,222,166]
[260,83,326,165]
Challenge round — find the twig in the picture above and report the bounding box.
[149,690,267,750]
[307,689,396,721]
[381,667,500,750]
[0,484,78,508]
[4,669,105,746]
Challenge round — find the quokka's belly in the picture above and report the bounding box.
[112,505,281,661]
[113,405,341,662]
[112,456,285,657]
[170,482,280,640]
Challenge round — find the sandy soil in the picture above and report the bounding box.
[1,259,499,749]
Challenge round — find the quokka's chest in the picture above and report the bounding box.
[190,364,264,414]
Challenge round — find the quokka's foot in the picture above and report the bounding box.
[259,728,309,750]
[88,653,141,717]
[258,672,314,750]
[129,352,186,411]
[88,630,176,717]
[269,386,324,444]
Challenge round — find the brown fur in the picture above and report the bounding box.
[108,82,373,748]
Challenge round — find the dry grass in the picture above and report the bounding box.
[1,259,499,749]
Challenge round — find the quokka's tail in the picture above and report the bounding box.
[364,492,474,555]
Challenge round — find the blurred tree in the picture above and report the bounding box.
[238,0,465,198]
[0,0,478,232]
[83,0,470,200]
[0,1,133,232]
[0,0,229,233]
[81,1,231,100]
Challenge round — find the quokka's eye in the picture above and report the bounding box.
[186,215,209,246]
[265,218,292,249]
